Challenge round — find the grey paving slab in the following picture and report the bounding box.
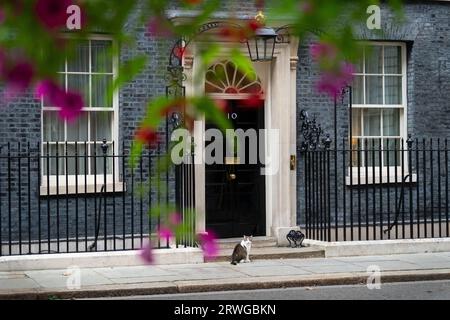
[396,260,450,269]
[418,262,450,269]
[280,258,349,268]
[397,254,450,264]
[224,260,289,268]
[335,255,403,263]
[94,266,175,279]
[351,260,422,271]
[0,278,40,290]
[163,266,247,280]
[235,265,311,277]
[109,275,184,284]
[25,269,114,289]
[235,259,288,266]
[300,264,368,274]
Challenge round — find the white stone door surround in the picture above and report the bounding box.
[184,30,300,245]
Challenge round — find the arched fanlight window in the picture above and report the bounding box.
[205,60,263,94]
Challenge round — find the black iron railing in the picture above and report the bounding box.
[301,136,450,241]
[0,140,195,256]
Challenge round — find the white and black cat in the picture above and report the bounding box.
[230,235,252,265]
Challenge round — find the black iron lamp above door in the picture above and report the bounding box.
[246,10,277,62]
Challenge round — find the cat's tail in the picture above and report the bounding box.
[230,261,237,265]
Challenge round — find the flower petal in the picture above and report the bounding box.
[139,240,154,265]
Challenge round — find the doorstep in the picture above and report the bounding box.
[217,236,278,250]
[209,246,325,263]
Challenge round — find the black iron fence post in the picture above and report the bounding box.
[101,138,108,251]
[407,134,414,239]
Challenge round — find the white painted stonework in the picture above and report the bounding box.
[0,248,204,271]
[304,238,450,258]
[184,24,300,244]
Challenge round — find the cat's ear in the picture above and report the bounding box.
[243,235,247,240]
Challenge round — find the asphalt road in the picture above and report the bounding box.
[113,280,450,300]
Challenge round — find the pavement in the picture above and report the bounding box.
[1,252,450,299]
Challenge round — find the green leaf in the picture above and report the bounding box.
[112,55,148,92]
[129,141,144,170]
[149,203,177,219]
[230,49,257,81]
[192,96,231,133]
[142,96,172,128]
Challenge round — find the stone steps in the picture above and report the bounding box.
[217,236,278,250]
[207,246,325,263]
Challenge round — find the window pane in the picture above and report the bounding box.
[383,109,400,136]
[67,144,87,175]
[43,144,65,175]
[363,109,381,136]
[92,40,113,73]
[365,76,383,104]
[352,75,364,104]
[67,40,89,73]
[43,111,64,142]
[383,138,401,167]
[384,46,402,74]
[67,112,88,141]
[90,112,112,141]
[351,138,362,167]
[355,57,363,74]
[67,74,89,107]
[351,108,362,136]
[365,46,382,74]
[90,144,113,175]
[92,75,113,108]
[365,138,381,167]
[385,76,402,104]
[43,74,65,107]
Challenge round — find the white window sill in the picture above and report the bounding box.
[40,182,126,196]
[346,173,417,186]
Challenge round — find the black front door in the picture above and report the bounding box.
[205,100,266,238]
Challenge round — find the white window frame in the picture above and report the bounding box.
[348,41,413,184]
[40,34,122,195]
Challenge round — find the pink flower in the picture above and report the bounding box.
[158,227,173,240]
[35,79,62,101]
[35,79,84,121]
[316,62,355,99]
[198,231,219,258]
[35,0,72,30]
[139,240,154,264]
[310,42,337,62]
[6,61,34,91]
[1,61,34,102]
[56,90,84,122]
[168,212,182,226]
